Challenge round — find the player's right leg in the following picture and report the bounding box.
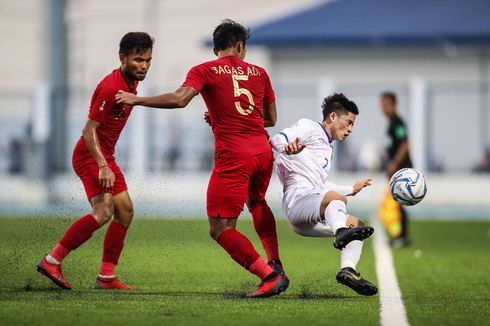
[207,157,288,298]
[246,151,284,275]
[336,215,377,296]
[285,192,377,296]
[95,189,134,290]
[319,192,374,250]
[208,217,288,298]
[36,193,114,289]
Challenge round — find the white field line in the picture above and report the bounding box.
[372,217,410,326]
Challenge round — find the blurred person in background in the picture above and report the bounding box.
[8,137,24,174]
[116,19,288,298]
[36,32,154,290]
[378,91,412,248]
[472,146,490,173]
[165,125,182,171]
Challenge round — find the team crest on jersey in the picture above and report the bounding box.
[99,100,106,111]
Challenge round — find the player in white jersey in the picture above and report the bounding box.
[270,93,378,296]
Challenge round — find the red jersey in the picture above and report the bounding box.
[182,55,275,162]
[74,68,138,160]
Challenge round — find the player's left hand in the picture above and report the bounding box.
[352,178,372,195]
[284,137,305,155]
[116,90,137,105]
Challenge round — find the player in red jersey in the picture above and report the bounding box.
[36,32,154,290]
[116,19,288,298]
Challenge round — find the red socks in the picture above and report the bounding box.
[49,215,129,277]
[217,228,273,280]
[249,200,280,262]
[51,214,100,263]
[100,220,129,276]
[248,257,274,280]
[49,243,70,263]
[99,262,116,277]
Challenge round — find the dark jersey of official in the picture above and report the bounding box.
[387,115,413,168]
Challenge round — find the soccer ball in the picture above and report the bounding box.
[389,168,427,206]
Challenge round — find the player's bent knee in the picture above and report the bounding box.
[127,208,134,221]
[101,208,114,223]
[92,211,113,225]
[330,192,348,204]
[209,225,226,241]
[209,227,219,241]
[208,221,236,241]
[123,206,134,222]
[92,201,114,224]
[322,192,347,208]
[336,194,348,205]
[115,208,134,226]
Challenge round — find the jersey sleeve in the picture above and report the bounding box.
[88,83,116,124]
[270,119,315,153]
[262,70,275,105]
[394,121,408,142]
[181,64,207,92]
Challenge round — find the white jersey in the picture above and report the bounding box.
[270,118,353,196]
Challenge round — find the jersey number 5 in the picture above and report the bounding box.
[232,75,255,115]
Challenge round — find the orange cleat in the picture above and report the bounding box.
[36,256,72,290]
[245,274,289,298]
[94,277,133,290]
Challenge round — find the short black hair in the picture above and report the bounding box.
[322,93,359,120]
[213,19,250,51]
[381,91,397,105]
[119,32,154,55]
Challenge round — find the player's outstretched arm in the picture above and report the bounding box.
[115,86,198,109]
[82,119,115,190]
[352,178,372,195]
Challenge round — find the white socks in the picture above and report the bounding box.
[341,240,363,270]
[323,200,348,234]
[46,255,60,265]
[324,200,363,270]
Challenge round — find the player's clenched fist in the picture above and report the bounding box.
[352,178,372,195]
[284,137,306,155]
[99,165,115,191]
[116,90,136,105]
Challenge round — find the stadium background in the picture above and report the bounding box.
[1,0,489,219]
[1,1,489,326]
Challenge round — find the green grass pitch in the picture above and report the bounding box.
[0,217,488,325]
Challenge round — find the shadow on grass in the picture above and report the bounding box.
[1,284,362,302]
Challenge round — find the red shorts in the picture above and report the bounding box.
[207,151,273,218]
[72,154,127,201]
